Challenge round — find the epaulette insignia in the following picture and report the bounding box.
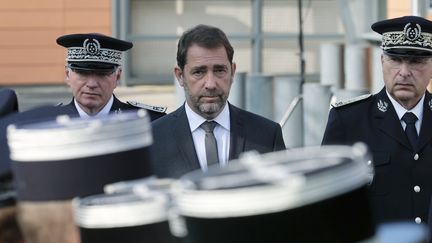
[127,101,167,113]
[332,94,372,108]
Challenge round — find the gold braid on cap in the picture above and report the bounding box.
[66,38,123,65]
[381,23,432,51]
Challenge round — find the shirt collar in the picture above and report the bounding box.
[385,90,424,120]
[185,102,230,132]
[74,95,114,118]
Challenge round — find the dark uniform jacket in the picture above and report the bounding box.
[322,88,432,225]
[150,102,286,179]
[0,88,18,118]
[61,95,166,121]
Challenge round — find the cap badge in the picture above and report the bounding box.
[404,23,422,41]
[83,38,101,55]
[377,100,388,112]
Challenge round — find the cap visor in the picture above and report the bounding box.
[384,49,432,57]
[68,62,118,71]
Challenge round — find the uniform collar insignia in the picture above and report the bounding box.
[377,100,388,112]
[114,108,122,114]
[429,99,432,111]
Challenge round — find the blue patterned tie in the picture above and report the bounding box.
[402,112,418,149]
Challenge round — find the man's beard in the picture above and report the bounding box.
[198,100,224,116]
[184,87,227,119]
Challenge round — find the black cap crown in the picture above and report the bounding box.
[371,16,432,56]
[56,33,133,70]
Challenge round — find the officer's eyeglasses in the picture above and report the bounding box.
[383,55,432,70]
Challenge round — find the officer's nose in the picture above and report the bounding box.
[398,63,412,77]
[85,75,100,88]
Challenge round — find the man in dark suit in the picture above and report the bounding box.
[322,16,432,226]
[151,25,286,179]
[56,33,166,121]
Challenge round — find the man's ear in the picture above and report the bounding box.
[231,62,237,79]
[65,68,71,85]
[174,66,184,87]
[115,68,122,86]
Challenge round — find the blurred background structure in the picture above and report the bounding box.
[0,0,431,147]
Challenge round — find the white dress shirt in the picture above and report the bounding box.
[75,95,114,118]
[185,102,230,171]
[386,90,424,135]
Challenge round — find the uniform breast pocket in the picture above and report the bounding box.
[369,151,390,196]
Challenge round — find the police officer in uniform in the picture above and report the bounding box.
[322,16,432,226]
[56,33,166,121]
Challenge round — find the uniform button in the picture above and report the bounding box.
[415,217,422,224]
[414,154,419,160]
[367,160,372,166]
[414,186,421,192]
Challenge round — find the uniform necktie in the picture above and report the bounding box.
[402,112,418,149]
[200,121,219,166]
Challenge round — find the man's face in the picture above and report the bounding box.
[65,68,120,115]
[175,44,236,119]
[381,53,432,109]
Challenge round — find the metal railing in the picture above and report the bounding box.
[279,95,303,128]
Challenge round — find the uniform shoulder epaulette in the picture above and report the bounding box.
[127,100,167,113]
[332,94,372,108]
[55,102,63,107]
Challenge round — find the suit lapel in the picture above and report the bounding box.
[374,89,412,150]
[174,105,201,171]
[417,92,432,151]
[228,104,246,160]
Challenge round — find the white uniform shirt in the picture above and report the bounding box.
[386,90,424,135]
[74,95,114,118]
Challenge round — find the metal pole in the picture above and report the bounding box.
[119,0,130,86]
[303,83,332,146]
[412,0,428,17]
[298,0,305,93]
[252,0,263,73]
[245,73,273,119]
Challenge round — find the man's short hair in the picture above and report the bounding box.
[176,24,234,70]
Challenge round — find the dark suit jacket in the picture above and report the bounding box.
[150,103,286,179]
[62,95,166,121]
[322,88,432,225]
[0,88,18,118]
